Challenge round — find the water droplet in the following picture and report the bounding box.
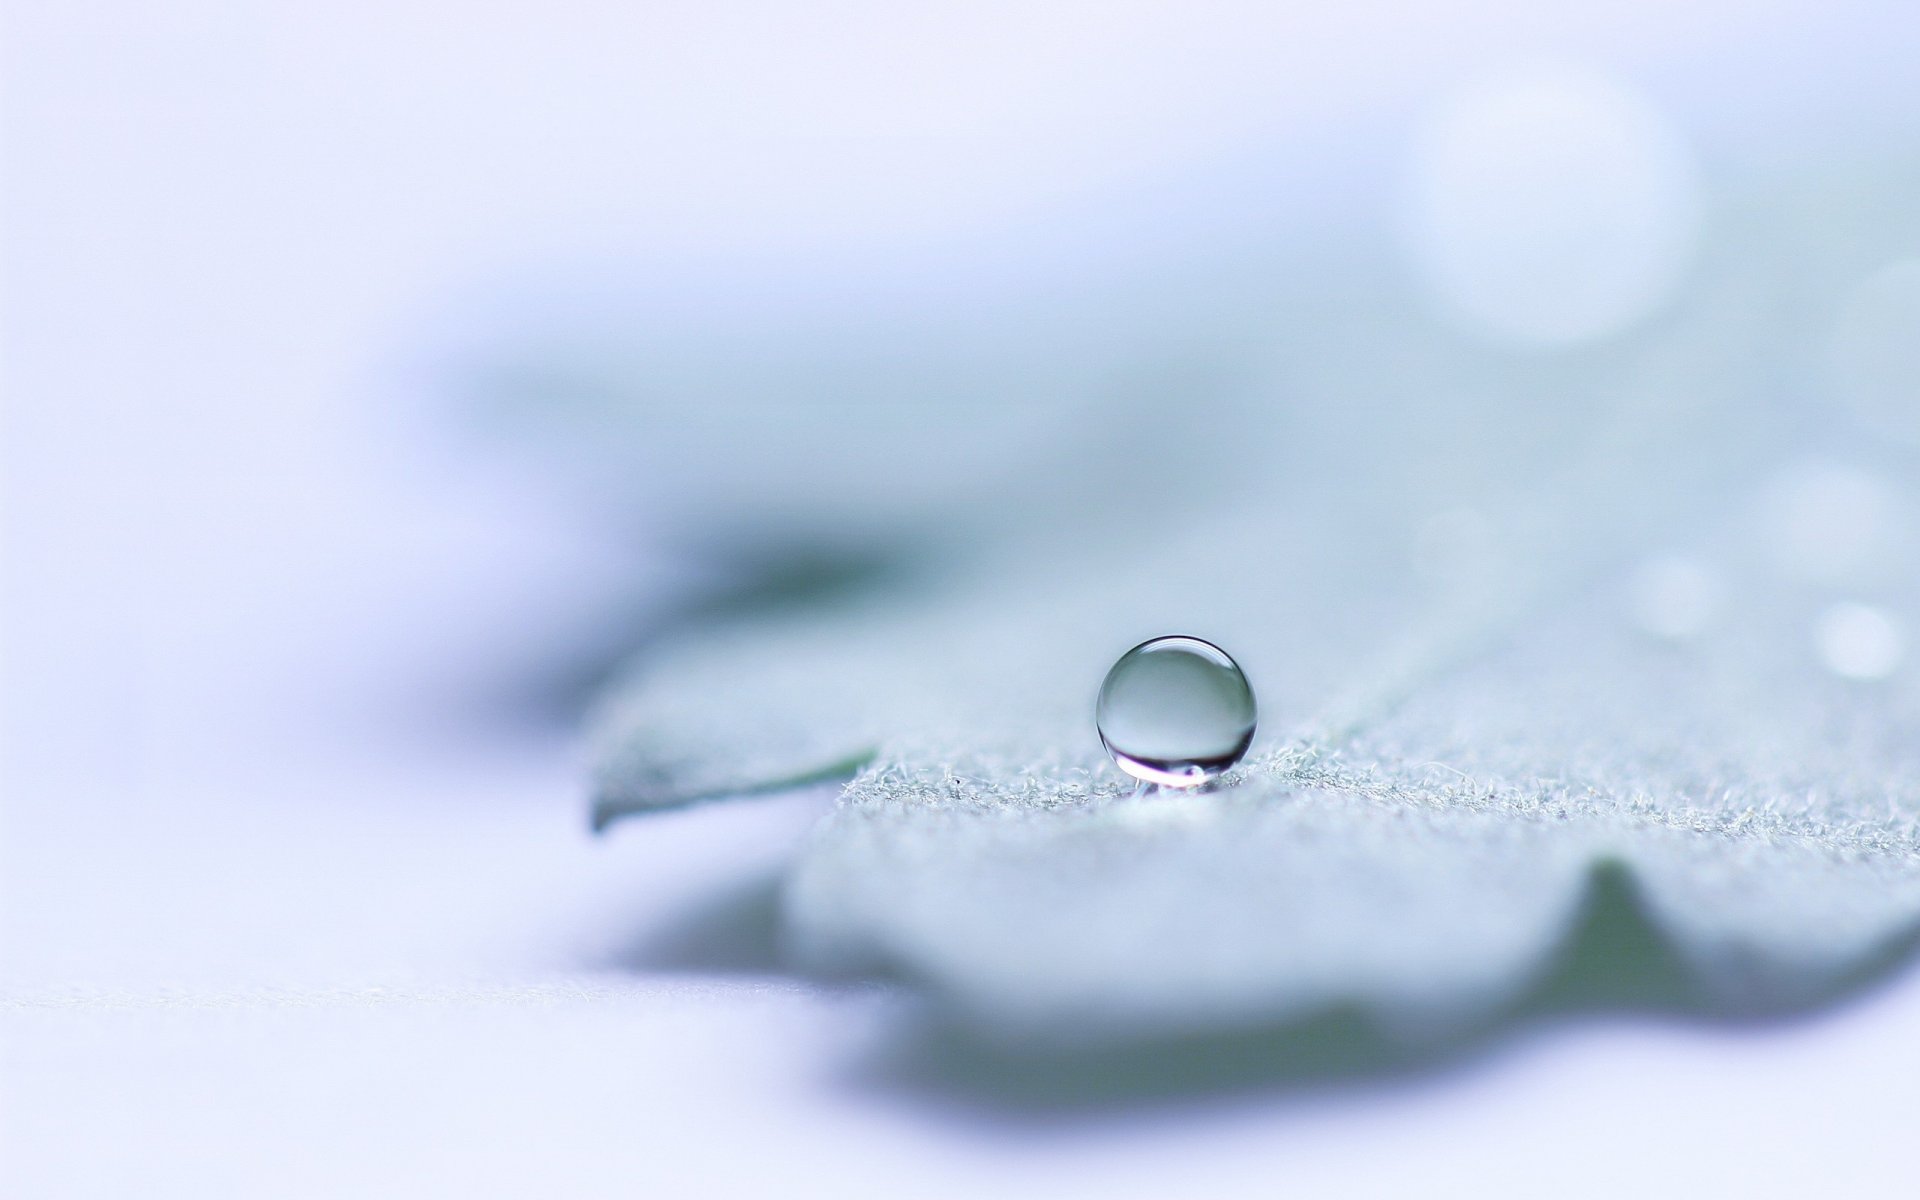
[1097,636,1256,788]
[1814,603,1906,681]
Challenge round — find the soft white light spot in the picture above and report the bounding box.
[1627,555,1723,641]
[1814,603,1906,681]
[1829,259,1920,443]
[1761,461,1896,585]
[1401,67,1701,346]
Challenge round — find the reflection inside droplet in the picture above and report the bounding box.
[1814,603,1906,681]
[1097,636,1257,788]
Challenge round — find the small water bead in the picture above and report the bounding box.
[1097,636,1257,788]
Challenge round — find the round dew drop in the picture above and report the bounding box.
[1097,636,1257,788]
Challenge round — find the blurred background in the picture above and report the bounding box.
[5,2,1920,1195]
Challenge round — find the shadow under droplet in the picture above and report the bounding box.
[839,860,1920,1121]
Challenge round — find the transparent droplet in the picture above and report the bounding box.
[1097,636,1256,788]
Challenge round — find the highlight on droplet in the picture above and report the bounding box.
[1097,636,1257,788]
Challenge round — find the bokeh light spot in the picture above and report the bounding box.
[1760,460,1897,586]
[1627,555,1723,641]
[1814,602,1906,681]
[1401,67,1702,347]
